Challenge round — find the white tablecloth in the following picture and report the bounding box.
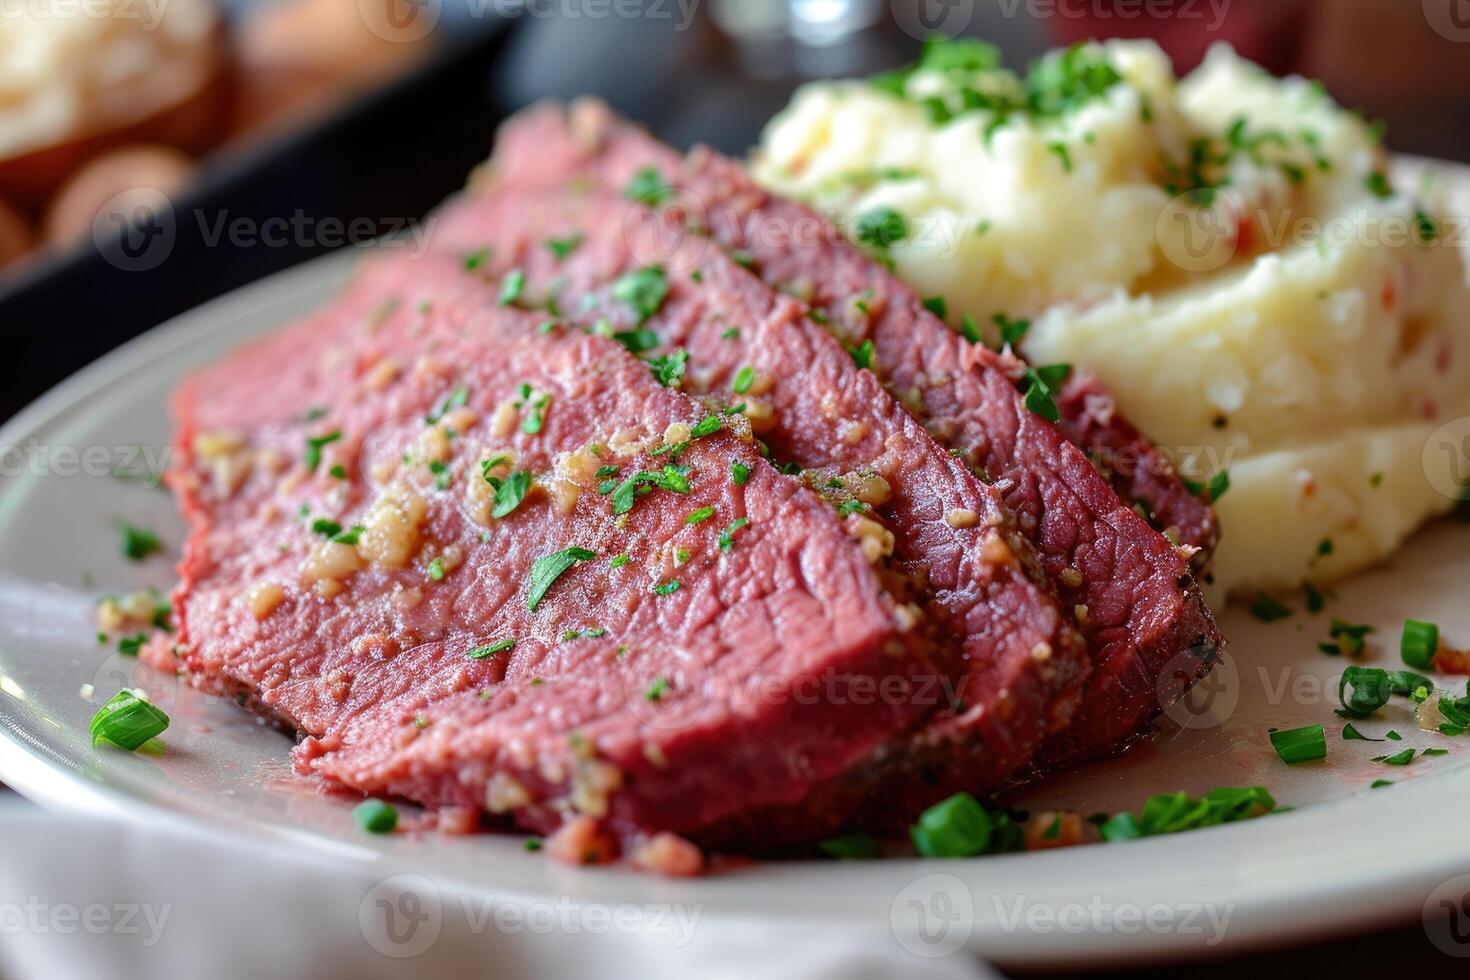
[0,799,998,980]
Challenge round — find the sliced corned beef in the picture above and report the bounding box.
[480,101,1222,768]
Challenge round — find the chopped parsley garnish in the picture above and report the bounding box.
[1182,469,1230,503]
[653,581,680,596]
[731,462,751,486]
[429,460,452,491]
[612,267,669,324]
[606,465,691,515]
[718,518,749,552]
[732,365,756,395]
[89,690,169,751]
[426,385,469,425]
[1401,619,1439,669]
[720,326,739,340]
[1373,748,1417,766]
[498,269,526,306]
[329,464,347,480]
[526,547,596,611]
[1302,581,1326,614]
[563,627,606,641]
[837,499,868,517]
[468,638,515,660]
[522,394,550,435]
[625,167,672,205]
[311,518,343,538]
[1414,210,1440,245]
[1249,592,1292,623]
[303,430,342,472]
[854,207,907,250]
[645,676,670,700]
[1017,364,1069,423]
[847,339,875,369]
[993,313,1030,347]
[611,328,661,353]
[118,523,162,562]
[595,464,619,479]
[686,507,714,525]
[427,557,445,581]
[462,247,490,272]
[1364,171,1393,199]
[1270,724,1326,765]
[353,799,398,834]
[958,314,982,345]
[117,634,147,657]
[1047,142,1073,172]
[609,553,630,569]
[1097,787,1276,841]
[922,296,947,319]
[647,348,688,387]
[545,233,584,260]
[1317,537,1334,557]
[489,471,533,519]
[1342,723,1379,741]
[1319,618,1373,657]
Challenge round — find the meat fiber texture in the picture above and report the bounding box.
[167,249,941,846]
[481,101,1223,768]
[422,187,1094,844]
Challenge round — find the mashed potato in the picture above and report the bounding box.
[754,40,1470,597]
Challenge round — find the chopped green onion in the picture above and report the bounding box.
[731,462,751,486]
[732,365,756,395]
[718,518,749,552]
[854,207,908,249]
[910,792,991,857]
[545,233,584,260]
[685,507,714,525]
[1249,593,1292,623]
[1401,619,1439,669]
[612,267,669,324]
[353,799,398,834]
[1270,724,1326,764]
[89,691,169,751]
[645,677,670,700]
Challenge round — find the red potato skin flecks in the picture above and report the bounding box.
[483,101,1222,770]
[166,250,944,849]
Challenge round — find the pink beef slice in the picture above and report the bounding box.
[419,187,1094,843]
[167,249,940,844]
[479,100,1223,768]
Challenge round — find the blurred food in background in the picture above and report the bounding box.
[0,0,438,273]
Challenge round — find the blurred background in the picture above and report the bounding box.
[2,0,1470,419]
[1,0,1469,973]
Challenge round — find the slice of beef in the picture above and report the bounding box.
[424,186,1093,842]
[168,248,940,844]
[482,101,1223,767]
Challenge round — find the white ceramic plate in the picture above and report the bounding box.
[4,170,1470,970]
